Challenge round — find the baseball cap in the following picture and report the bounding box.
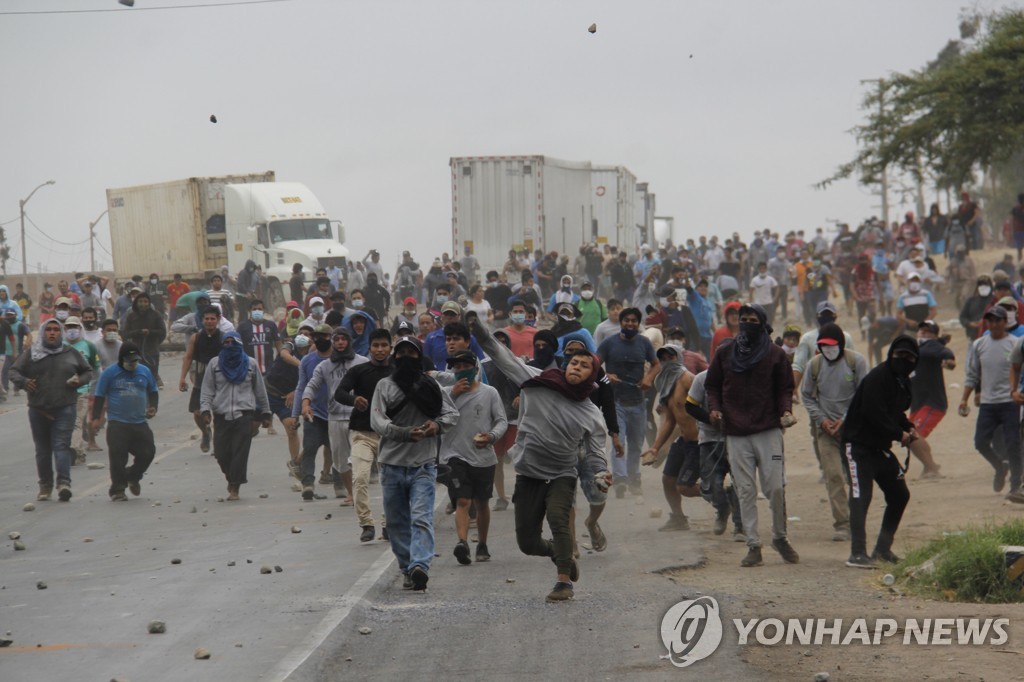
[918,320,940,333]
[312,323,333,335]
[440,301,463,316]
[816,301,838,315]
[63,316,82,327]
[906,272,922,281]
[55,297,73,306]
[121,348,143,361]
[984,306,1008,320]
[393,335,422,355]
[997,296,1018,309]
[403,296,417,306]
[445,349,477,367]
[308,296,325,306]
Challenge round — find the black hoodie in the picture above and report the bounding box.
[841,336,917,450]
[123,293,167,359]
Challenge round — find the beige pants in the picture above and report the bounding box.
[350,430,381,528]
[328,419,352,474]
[814,426,850,531]
[72,394,89,453]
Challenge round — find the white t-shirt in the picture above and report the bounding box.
[465,299,491,319]
[749,274,778,305]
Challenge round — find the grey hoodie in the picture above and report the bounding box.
[370,375,459,467]
[475,325,608,480]
[199,357,271,420]
[303,352,368,420]
[800,350,869,427]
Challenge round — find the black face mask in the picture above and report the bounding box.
[314,338,332,352]
[534,345,554,367]
[739,321,763,340]
[393,355,422,385]
[890,358,916,377]
[332,302,346,312]
[817,314,835,328]
[83,320,97,330]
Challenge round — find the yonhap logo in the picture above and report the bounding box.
[659,596,723,668]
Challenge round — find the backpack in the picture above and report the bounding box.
[807,351,858,398]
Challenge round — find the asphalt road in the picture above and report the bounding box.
[0,358,755,681]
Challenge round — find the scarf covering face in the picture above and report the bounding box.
[218,331,250,384]
[31,320,66,361]
[391,341,443,419]
[653,353,686,404]
[286,308,304,337]
[330,326,356,363]
[522,353,600,402]
[730,304,772,373]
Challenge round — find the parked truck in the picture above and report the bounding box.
[450,155,646,272]
[106,172,348,312]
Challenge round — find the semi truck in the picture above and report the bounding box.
[106,172,347,311]
[449,155,647,272]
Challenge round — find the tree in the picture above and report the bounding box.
[819,10,1024,196]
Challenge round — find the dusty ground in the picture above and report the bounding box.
[668,246,1024,681]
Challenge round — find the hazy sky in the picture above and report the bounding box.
[0,0,1011,277]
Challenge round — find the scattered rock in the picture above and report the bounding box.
[588,22,597,33]
[324,514,332,520]
[274,565,283,573]
[201,523,207,527]
[227,561,236,567]
[258,493,269,499]
[23,503,35,512]
[194,647,211,660]
[0,638,12,647]
[36,581,47,590]
[313,494,327,500]
[171,558,182,565]
[290,484,301,493]
[291,526,301,534]
[345,656,352,662]
[216,498,225,503]
[8,532,20,540]
[358,626,372,635]
[246,559,253,564]
[147,621,166,634]
[189,506,197,513]
[13,541,25,551]
[86,462,105,470]
[649,508,663,519]
[814,674,830,682]
[234,642,243,648]
[260,566,272,574]
[506,578,516,583]
[153,501,161,507]
[83,538,93,543]
[111,678,129,682]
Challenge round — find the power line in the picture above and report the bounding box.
[0,0,291,16]
[24,212,92,246]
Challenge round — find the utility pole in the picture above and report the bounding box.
[19,180,56,279]
[860,79,889,228]
[88,209,109,273]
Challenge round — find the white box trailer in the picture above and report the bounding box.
[451,156,646,272]
[635,182,655,247]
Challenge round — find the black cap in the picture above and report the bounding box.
[445,349,477,367]
[918,320,940,333]
[393,335,423,355]
[985,306,1008,321]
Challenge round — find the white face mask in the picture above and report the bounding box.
[104,331,119,342]
[978,285,992,297]
[1006,309,1017,326]
[580,290,594,300]
[820,345,841,362]
[64,328,82,342]
[659,297,670,307]
[908,282,921,293]
[56,310,69,321]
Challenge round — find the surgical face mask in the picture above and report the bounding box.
[820,345,841,362]
[122,359,139,372]
[978,285,992,297]
[1005,309,1018,326]
[251,310,265,322]
[314,338,332,352]
[64,328,82,341]
[908,282,921,293]
[311,305,325,316]
[454,367,477,384]
[351,299,365,309]
[488,281,497,288]
[293,334,311,348]
[621,327,639,339]
[56,310,69,321]
[580,290,594,300]
[436,295,448,304]
[659,297,670,307]
[150,278,158,285]
[510,313,526,325]
[104,331,119,343]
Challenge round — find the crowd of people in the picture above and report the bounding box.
[9,192,1024,600]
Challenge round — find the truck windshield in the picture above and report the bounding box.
[269,219,332,243]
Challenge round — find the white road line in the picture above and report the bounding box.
[273,493,446,681]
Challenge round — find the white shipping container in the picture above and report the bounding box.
[654,216,675,245]
[635,182,655,247]
[590,165,638,254]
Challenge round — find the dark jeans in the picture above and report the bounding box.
[974,402,1023,491]
[300,416,331,486]
[513,475,576,576]
[213,413,257,486]
[107,421,156,495]
[843,442,910,556]
[699,440,742,528]
[28,404,77,487]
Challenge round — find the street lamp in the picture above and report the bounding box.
[89,209,109,272]
[19,180,56,279]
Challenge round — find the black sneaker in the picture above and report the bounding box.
[402,574,414,590]
[200,430,211,453]
[475,542,490,562]
[110,492,128,502]
[409,566,428,591]
[545,581,574,602]
[57,484,72,502]
[772,537,800,564]
[712,513,728,536]
[994,464,1008,493]
[381,526,389,542]
[846,553,877,569]
[872,549,900,564]
[454,540,472,565]
[302,485,314,501]
[360,526,375,543]
[740,546,763,567]
[128,480,141,497]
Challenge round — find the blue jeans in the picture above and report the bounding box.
[576,451,606,505]
[974,402,1023,491]
[380,462,436,575]
[28,404,77,487]
[613,402,646,484]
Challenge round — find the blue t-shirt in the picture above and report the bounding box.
[597,334,656,405]
[94,364,157,424]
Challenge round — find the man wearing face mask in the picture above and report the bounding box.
[791,302,856,393]
[705,304,798,567]
[62,316,102,464]
[528,330,560,370]
[144,273,166,318]
[840,336,920,568]
[372,336,459,592]
[96,318,123,370]
[391,297,420,336]
[576,281,606,335]
[293,324,341,494]
[961,306,1024,502]
[984,297,1024,338]
[597,307,660,497]
[179,307,224,453]
[800,323,869,542]
[123,292,167,388]
[484,271,513,325]
[235,260,261,319]
[302,296,329,329]
[504,300,538,358]
[546,275,580,313]
[362,273,391,323]
[895,273,937,327]
[11,319,94,502]
[54,297,73,325]
[80,308,102,345]
[91,343,158,501]
[237,299,281,375]
[909,320,954,479]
